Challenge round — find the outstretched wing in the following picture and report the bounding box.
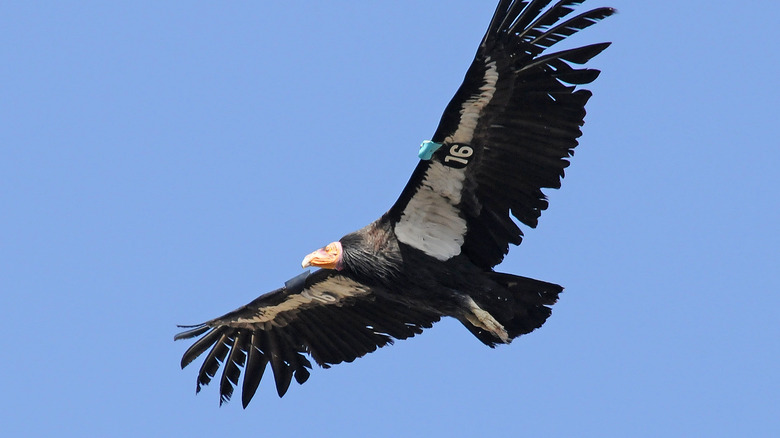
[387,0,614,268]
[175,269,439,407]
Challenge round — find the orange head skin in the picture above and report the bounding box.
[301,241,343,270]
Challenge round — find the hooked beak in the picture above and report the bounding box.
[301,241,343,270]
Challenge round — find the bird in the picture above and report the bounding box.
[176,0,614,408]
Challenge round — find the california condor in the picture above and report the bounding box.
[176,0,614,407]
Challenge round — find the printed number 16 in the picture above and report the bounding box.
[444,144,473,166]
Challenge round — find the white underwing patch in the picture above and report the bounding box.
[233,276,370,325]
[448,58,498,144]
[395,58,499,261]
[395,161,468,261]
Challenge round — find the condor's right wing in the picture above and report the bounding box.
[386,0,614,269]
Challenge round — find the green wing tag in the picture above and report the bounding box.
[418,140,443,160]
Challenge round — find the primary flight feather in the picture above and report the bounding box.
[176,0,614,407]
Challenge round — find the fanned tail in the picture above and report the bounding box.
[462,272,563,347]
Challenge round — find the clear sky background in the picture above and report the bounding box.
[2,1,778,437]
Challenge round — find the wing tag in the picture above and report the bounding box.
[418,140,443,160]
[284,270,311,294]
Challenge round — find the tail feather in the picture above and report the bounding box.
[462,272,563,346]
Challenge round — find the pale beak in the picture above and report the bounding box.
[301,241,342,270]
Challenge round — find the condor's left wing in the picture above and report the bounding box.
[175,269,439,407]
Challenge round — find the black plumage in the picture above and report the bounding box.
[176,0,614,407]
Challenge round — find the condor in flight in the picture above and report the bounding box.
[176,0,614,407]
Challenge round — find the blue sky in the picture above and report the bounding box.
[2,1,778,437]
